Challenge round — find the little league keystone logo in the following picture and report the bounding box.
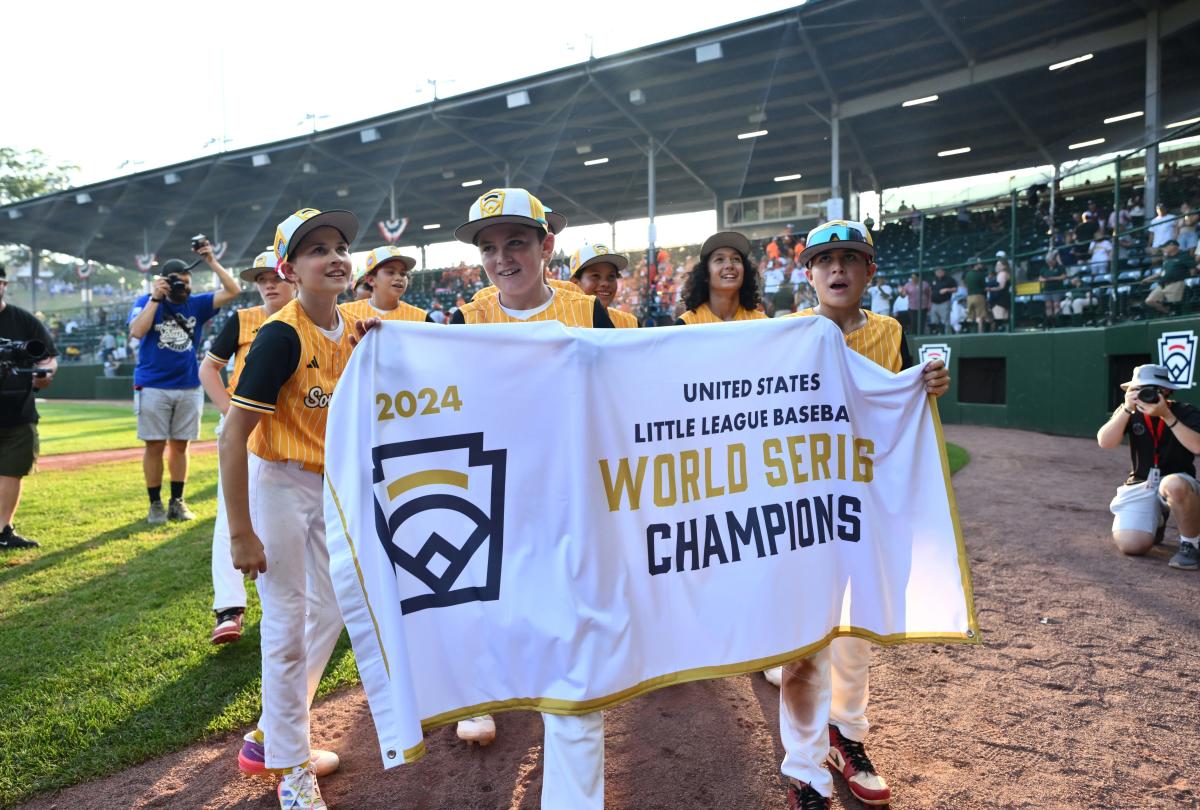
[371,433,506,615]
[1158,330,1197,389]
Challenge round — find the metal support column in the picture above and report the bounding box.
[1010,190,1018,333]
[1112,156,1122,278]
[420,245,427,272]
[1144,8,1161,215]
[829,112,843,219]
[916,216,925,335]
[29,246,38,313]
[646,137,658,324]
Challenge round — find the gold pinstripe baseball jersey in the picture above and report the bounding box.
[230,300,353,473]
[456,286,604,326]
[339,298,429,324]
[205,306,268,394]
[677,303,768,325]
[608,307,639,329]
[791,308,906,373]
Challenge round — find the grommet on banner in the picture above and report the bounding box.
[386,749,396,760]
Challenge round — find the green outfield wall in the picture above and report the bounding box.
[914,315,1200,438]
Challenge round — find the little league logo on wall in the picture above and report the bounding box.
[1158,331,1197,389]
[918,343,952,367]
[377,217,409,244]
[372,433,506,615]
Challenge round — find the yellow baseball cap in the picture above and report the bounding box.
[454,188,567,244]
[570,243,628,277]
[273,208,359,263]
[239,250,282,282]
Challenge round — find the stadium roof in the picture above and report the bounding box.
[3,0,1199,269]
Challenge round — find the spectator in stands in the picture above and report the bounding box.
[763,259,785,299]
[0,264,59,550]
[1055,231,1083,270]
[1130,197,1145,229]
[1149,203,1178,253]
[428,300,446,324]
[862,214,875,232]
[956,204,971,231]
[97,307,108,327]
[903,272,930,330]
[989,260,1011,328]
[99,332,116,363]
[1108,201,1132,236]
[867,275,892,317]
[1089,233,1114,274]
[1177,203,1197,257]
[1143,240,1191,314]
[1076,210,1102,245]
[963,260,990,333]
[928,268,956,334]
[1039,250,1068,323]
[1098,364,1200,570]
[128,242,240,524]
[1064,275,1098,322]
[891,284,911,331]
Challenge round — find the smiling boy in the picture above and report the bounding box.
[341,246,431,324]
[569,243,637,328]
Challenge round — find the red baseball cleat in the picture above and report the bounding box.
[826,724,891,806]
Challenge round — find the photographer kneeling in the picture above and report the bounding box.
[0,264,58,550]
[1098,364,1200,570]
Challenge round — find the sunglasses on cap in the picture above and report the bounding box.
[809,222,872,248]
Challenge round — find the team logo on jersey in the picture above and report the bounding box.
[372,432,507,615]
[1158,330,1197,388]
[918,343,952,366]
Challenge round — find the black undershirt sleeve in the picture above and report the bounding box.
[425,313,434,323]
[449,310,465,325]
[231,321,301,409]
[898,322,913,370]
[592,300,615,328]
[207,311,241,362]
[673,317,687,326]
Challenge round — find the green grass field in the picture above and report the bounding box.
[947,442,969,475]
[1,442,970,806]
[37,401,222,456]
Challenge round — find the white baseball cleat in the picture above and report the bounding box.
[456,715,496,746]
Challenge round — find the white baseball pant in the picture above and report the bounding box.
[248,455,345,769]
[779,636,872,796]
[211,473,247,611]
[541,712,605,809]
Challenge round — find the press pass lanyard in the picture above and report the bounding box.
[1143,413,1166,488]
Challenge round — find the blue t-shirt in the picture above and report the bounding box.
[127,292,218,389]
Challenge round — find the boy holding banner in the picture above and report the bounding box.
[569,243,638,328]
[221,208,362,810]
[779,219,949,809]
[451,188,611,808]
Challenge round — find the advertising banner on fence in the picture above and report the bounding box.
[324,316,977,766]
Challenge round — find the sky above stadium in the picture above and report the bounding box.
[7,1,803,186]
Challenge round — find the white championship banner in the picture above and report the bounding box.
[323,316,978,766]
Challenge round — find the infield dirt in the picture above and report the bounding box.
[19,425,1200,808]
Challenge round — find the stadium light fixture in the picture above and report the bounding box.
[902,94,939,107]
[1049,53,1093,71]
[165,218,177,227]
[629,88,646,105]
[250,203,262,212]
[695,43,723,63]
[75,193,92,204]
[738,130,768,140]
[1068,138,1105,150]
[7,210,21,220]
[164,172,181,185]
[774,173,803,182]
[360,127,381,144]
[423,223,441,230]
[575,143,593,155]
[937,147,971,157]
[506,90,531,109]
[302,162,318,175]
[442,170,456,179]
[251,153,271,167]
[584,157,609,166]
[462,179,483,187]
[1103,111,1143,124]
[748,111,768,124]
[1167,116,1200,129]
[336,187,351,198]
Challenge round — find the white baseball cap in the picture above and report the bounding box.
[570,243,628,277]
[273,207,359,263]
[239,250,282,282]
[454,188,567,244]
[364,246,417,275]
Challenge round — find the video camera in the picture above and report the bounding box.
[0,337,49,381]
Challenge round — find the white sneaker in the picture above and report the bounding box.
[456,714,496,746]
[277,763,327,810]
[763,666,783,687]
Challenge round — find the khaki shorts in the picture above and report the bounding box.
[0,423,38,477]
[135,386,204,441]
[1147,280,1186,305]
[966,294,989,320]
[1110,473,1200,533]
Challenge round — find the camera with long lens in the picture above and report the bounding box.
[1137,386,1163,404]
[0,337,49,380]
[165,273,189,298]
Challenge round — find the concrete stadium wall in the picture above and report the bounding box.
[914,315,1200,438]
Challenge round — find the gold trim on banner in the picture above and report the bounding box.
[327,478,391,678]
[387,469,469,500]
